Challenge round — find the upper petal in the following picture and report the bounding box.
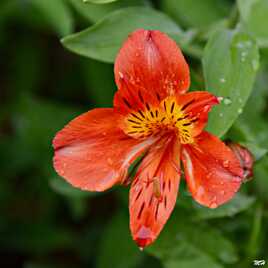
[181,131,243,208]
[114,29,190,114]
[176,91,220,138]
[129,135,181,248]
[53,108,155,192]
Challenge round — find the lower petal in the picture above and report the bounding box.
[53,108,155,192]
[181,131,243,208]
[129,135,181,248]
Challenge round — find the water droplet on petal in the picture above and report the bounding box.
[220,190,225,195]
[233,176,242,182]
[118,71,124,79]
[223,160,229,168]
[107,157,113,166]
[196,186,205,198]
[217,96,224,102]
[209,202,218,209]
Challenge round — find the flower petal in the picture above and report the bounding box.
[114,29,190,114]
[176,91,219,137]
[129,135,181,248]
[227,142,254,181]
[53,108,155,192]
[181,131,243,208]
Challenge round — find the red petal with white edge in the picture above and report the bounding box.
[53,108,156,192]
[129,134,181,248]
[114,29,190,114]
[176,91,219,137]
[181,132,244,208]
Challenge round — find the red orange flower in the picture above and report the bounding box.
[53,29,245,248]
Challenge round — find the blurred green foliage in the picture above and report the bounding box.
[0,0,268,267]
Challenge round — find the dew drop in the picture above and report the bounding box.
[139,247,144,251]
[107,157,113,166]
[219,77,226,83]
[209,202,218,209]
[238,108,243,114]
[238,98,243,103]
[220,190,225,195]
[252,59,259,71]
[196,186,205,198]
[223,97,232,106]
[223,160,229,168]
[233,176,242,182]
[118,71,124,79]
[219,113,223,117]
[217,96,224,102]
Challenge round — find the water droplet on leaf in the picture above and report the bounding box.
[223,97,232,106]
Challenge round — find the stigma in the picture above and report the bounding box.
[124,96,197,144]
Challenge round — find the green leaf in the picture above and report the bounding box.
[240,142,267,161]
[147,210,238,266]
[161,0,231,30]
[202,29,259,137]
[238,0,268,47]
[84,0,119,3]
[96,213,143,268]
[50,176,95,198]
[29,0,74,36]
[193,193,255,220]
[68,0,147,22]
[61,7,188,63]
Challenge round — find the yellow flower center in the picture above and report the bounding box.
[124,97,196,144]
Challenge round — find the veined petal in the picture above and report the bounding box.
[53,108,155,192]
[181,132,243,208]
[176,91,219,137]
[129,135,181,248]
[114,29,190,114]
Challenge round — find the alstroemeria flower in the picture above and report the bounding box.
[53,29,244,248]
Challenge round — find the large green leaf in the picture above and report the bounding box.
[96,213,143,268]
[62,7,190,63]
[30,0,74,36]
[193,193,255,220]
[237,0,268,47]
[161,0,230,30]
[147,210,238,267]
[202,29,259,137]
[84,0,119,3]
[68,0,147,22]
